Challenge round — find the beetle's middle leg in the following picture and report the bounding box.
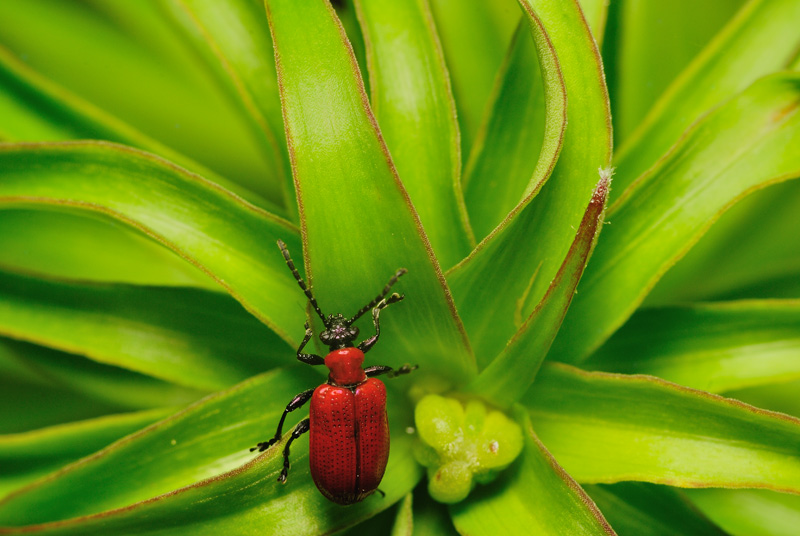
[251,388,314,453]
[364,364,418,379]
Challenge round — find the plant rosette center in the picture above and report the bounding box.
[413,393,524,503]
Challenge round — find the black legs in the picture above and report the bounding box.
[364,364,418,378]
[278,418,310,483]
[358,293,404,353]
[251,388,314,453]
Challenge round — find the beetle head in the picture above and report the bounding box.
[319,314,359,349]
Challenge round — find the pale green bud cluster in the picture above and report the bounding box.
[413,394,524,503]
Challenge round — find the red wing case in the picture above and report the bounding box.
[309,379,389,505]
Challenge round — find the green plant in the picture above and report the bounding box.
[1,0,799,534]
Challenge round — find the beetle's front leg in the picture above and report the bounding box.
[278,418,310,483]
[250,388,314,453]
[297,321,324,366]
[358,293,404,353]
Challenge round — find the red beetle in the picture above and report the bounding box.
[252,240,415,505]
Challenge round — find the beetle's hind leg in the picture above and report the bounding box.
[279,418,310,483]
[251,388,314,453]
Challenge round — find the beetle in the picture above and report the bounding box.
[251,240,415,505]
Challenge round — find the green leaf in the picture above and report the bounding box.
[585,300,800,393]
[526,363,800,493]
[265,0,475,381]
[577,0,610,45]
[427,0,519,154]
[727,380,800,420]
[0,409,170,501]
[0,0,280,202]
[164,0,294,217]
[552,73,800,364]
[409,485,460,536]
[390,492,413,536]
[448,0,610,367]
[687,489,800,536]
[584,483,727,536]
[0,142,304,345]
[0,269,289,391]
[462,20,556,241]
[609,0,747,144]
[0,209,215,287]
[355,0,473,269]
[0,44,276,213]
[449,409,615,536]
[0,338,206,411]
[467,173,609,407]
[0,345,131,434]
[613,0,800,195]
[0,367,421,531]
[648,178,800,304]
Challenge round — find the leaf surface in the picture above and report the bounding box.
[0,142,304,345]
[467,174,609,407]
[0,0,279,200]
[613,0,800,195]
[585,300,800,393]
[0,269,289,390]
[526,363,800,493]
[0,367,421,532]
[265,0,475,380]
[552,73,800,364]
[0,409,170,501]
[448,0,610,367]
[427,0,519,153]
[584,483,726,536]
[687,489,800,536]
[356,0,472,268]
[449,409,615,535]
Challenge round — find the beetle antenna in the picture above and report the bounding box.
[348,268,407,324]
[277,240,327,324]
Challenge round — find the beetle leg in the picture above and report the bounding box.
[297,321,325,366]
[278,418,310,483]
[250,388,314,453]
[358,292,405,353]
[365,364,418,378]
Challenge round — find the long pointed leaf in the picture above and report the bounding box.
[427,0,519,154]
[0,142,304,345]
[526,363,800,493]
[164,0,294,217]
[0,45,276,212]
[0,209,214,287]
[462,21,550,240]
[448,0,610,367]
[584,483,727,536]
[0,269,289,391]
[449,409,615,535]
[0,338,206,411]
[355,0,473,268]
[0,409,170,501]
[0,367,421,531]
[585,300,800,393]
[265,0,474,380]
[0,0,279,200]
[610,0,746,144]
[552,73,800,364]
[687,489,800,536]
[613,0,800,195]
[467,173,609,407]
